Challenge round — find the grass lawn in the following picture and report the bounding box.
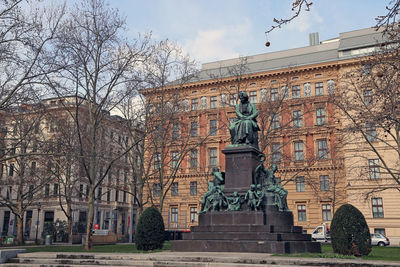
[273,244,400,261]
[24,241,171,253]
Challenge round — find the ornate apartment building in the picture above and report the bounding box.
[143,27,400,241]
[0,96,134,241]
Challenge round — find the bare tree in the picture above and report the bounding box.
[140,40,207,214]
[0,0,65,110]
[48,0,150,250]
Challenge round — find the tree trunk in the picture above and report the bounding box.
[84,187,94,250]
[16,200,24,245]
[67,204,72,243]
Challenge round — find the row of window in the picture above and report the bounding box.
[149,81,335,114]
[169,206,198,223]
[297,197,385,223]
[153,181,197,197]
[294,175,330,192]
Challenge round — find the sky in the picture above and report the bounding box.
[103,0,389,66]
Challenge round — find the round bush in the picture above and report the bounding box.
[330,204,371,256]
[136,206,165,251]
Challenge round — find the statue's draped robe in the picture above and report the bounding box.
[229,101,260,149]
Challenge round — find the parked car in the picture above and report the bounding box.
[371,233,390,246]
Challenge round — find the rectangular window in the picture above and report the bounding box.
[369,159,380,179]
[281,86,289,99]
[366,122,377,142]
[364,89,373,105]
[123,191,127,203]
[172,123,180,140]
[320,175,330,191]
[107,189,111,202]
[154,153,161,170]
[44,184,50,198]
[318,139,328,159]
[374,228,386,236]
[6,186,12,200]
[260,89,268,102]
[209,120,217,136]
[249,91,257,103]
[271,114,279,129]
[210,96,218,108]
[315,82,324,96]
[200,96,207,109]
[296,177,305,192]
[171,207,178,223]
[316,108,326,126]
[171,182,178,196]
[293,110,302,128]
[190,181,197,196]
[171,151,179,169]
[229,94,236,106]
[190,121,198,137]
[292,85,301,98]
[153,183,160,197]
[372,198,384,218]
[297,205,306,221]
[190,150,198,168]
[209,148,217,166]
[220,94,227,107]
[9,163,14,176]
[97,187,102,200]
[270,88,278,101]
[190,207,198,222]
[322,204,332,221]
[191,98,198,110]
[294,141,303,161]
[53,184,59,197]
[271,143,281,163]
[115,190,119,202]
[30,161,36,176]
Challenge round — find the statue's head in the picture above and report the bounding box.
[238,91,249,102]
[257,184,262,190]
[233,191,238,197]
[212,167,219,173]
[250,184,256,190]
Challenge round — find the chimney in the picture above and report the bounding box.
[309,32,319,46]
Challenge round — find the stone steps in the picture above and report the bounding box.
[0,252,320,267]
[184,231,311,241]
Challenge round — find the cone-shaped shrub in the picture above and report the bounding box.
[136,206,165,251]
[331,204,371,256]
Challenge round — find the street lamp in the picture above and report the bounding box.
[35,202,41,244]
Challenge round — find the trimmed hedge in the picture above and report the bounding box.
[135,207,165,251]
[330,204,371,256]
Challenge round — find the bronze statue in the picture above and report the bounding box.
[245,184,258,211]
[212,167,225,186]
[229,91,260,150]
[255,184,265,210]
[227,191,242,211]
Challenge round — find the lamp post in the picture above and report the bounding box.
[35,202,41,243]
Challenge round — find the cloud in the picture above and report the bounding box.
[183,19,253,63]
[286,9,323,33]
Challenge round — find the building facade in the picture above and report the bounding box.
[0,97,135,242]
[143,27,400,241]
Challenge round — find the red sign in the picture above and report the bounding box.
[94,224,99,230]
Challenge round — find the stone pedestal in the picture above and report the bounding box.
[222,145,261,192]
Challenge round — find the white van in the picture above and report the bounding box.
[311,223,331,242]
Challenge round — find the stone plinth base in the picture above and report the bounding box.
[171,211,321,254]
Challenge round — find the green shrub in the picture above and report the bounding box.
[136,206,165,251]
[331,204,371,256]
